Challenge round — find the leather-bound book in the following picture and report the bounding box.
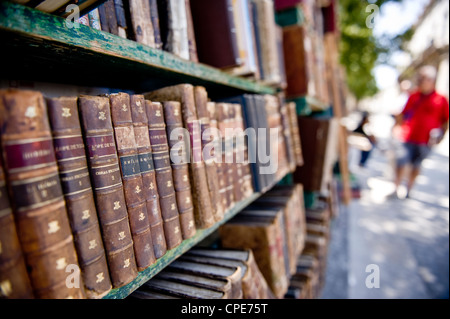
[205,102,228,211]
[219,209,289,298]
[162,101,196,240]
[286,102,304,167]
[189,0,241,69]
[129,95,167,259]
[110,93,156,271]
[98,0,119,35]
[141,277,226,299]
[46,96,112,298]
[128,0,155,48]
[144,85,215,229]
[148,0,163,49]
[145,101,182,250]
[185,0,198,62]
[216,103,234,210]
[78,95,138,288]
[0,158,34,299]
[233,103,254,200]
[224,103,240,204]
[166,259,243,298]
[157,0,190,60]
[0,89,85,299]
[193,87,223,222]
[114,0,129,38]
[156,270,231,298]
[278,100,296,172]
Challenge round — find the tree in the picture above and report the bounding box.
[338,0,401,102]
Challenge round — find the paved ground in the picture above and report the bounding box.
[321,132,449,299]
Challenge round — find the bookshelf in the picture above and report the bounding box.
[0,1,276,99]
[103,172,288,299]
[0,1,296,299]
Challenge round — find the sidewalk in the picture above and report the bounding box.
[321,133,449,299]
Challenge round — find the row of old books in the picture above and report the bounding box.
[285,197,331,299]
[130,248,275,299]
[0,82,298,299]
[276,0,335,105]
[13,0,287,88]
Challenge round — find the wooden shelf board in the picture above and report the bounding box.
[0,2,275,98]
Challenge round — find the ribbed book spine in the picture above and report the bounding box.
[110,93,156,271]
[163,101,196,239]
[0,89,85,299]
[46,96,112,298]
[78,95,138,288]
[129,95,167,259]
[146,101,183,249]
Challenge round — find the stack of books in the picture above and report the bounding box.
[130,248,274,299]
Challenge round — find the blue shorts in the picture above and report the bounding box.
[396,142,431,169]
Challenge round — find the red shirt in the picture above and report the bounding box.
[400,90,449,144]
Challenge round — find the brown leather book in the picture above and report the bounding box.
[162,101,196,240]
[166,259,243,298]
[219,209,289,298]
[205,102,228,212]
[286,102,304,167]
[145,101,182,250]
[46,96,112,298]
[231,103,254,201]
[189,0,241,69]
[216,103,235,210]
[128,0,155,48]
[143,84,215,229]
[0,89,85,299]
[129,95,167,259]
[193,87,224,222]
[0,157,34,299]
[185,0,198,62]
[110,93,156,271]
[278,99,296,172]
[78,95,138,288]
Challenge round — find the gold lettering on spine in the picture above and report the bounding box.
[96,272,104,283]
[0,280,12,297]
[139,213,145,221]
[81,210,90,220]
[118,232,125,241]
[113,201,121,210]
[56,258,67,270]
[123,259,130,268]
[47,221,60,234]
[98,112,106,121]
[62,107,71,118]
[88,240,97,250]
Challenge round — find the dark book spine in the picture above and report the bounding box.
[99,0,119,35]
[0,158,34,299]
[110,93,156,272]
[193,86,224,222]
[149,0,163,49]
[232,103,254,200]
[78,95,138,288]
[0,89,85,299]
[206,102,228,211]
[163,101,196,240]
[46,96,112,299]
[146,101,183,250]
[130,95,167,259]
[114,0,129,38]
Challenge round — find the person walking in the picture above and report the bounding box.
[392,65,449,199]
[353,112,376,167]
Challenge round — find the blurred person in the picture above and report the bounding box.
[391,65,449,199]
[353,111,377,167]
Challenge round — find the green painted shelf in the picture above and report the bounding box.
[0,1,276,98]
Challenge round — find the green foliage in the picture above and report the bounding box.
[338,0,400,101]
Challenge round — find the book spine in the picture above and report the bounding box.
[128,0,156,48]
[206,102,228,212]
[110,93,156,272]
[0,158,34,299]
[78,95,138,288]
[163,101,196,240]
[287,102,304,167]
[46,96,112,298]
[130,95,167,259]
[279,100,296,172]
[217,103,235,209]
[114,0,129,38]
[193,86,224,222]
[145,101,183,249]
[0,89,85,299]
[99,0,119,35]
[165,0,190,60]
[88,8,102,30]
[184,0,198,62]
[143,85,215,229]
[227,103,243,203]
[233,103,254,200]
[149,0,163,49]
